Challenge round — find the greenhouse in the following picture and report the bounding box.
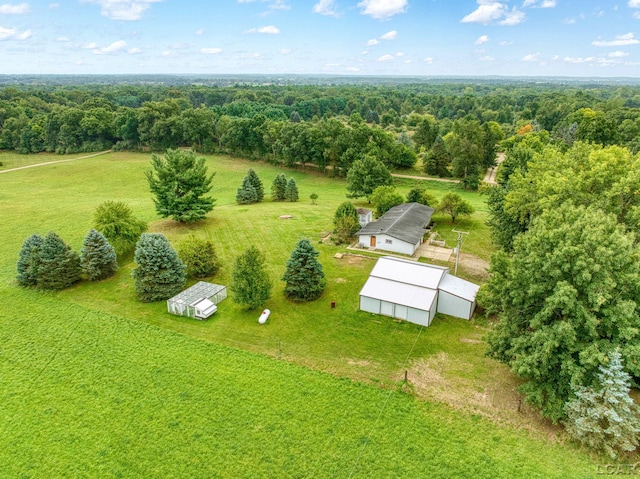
[167,281,227,320]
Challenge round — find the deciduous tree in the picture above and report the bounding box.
[437,193,474,223]
[370,185,404,217]
[346,155,392,201]
[231,246,272,310]
[483,205,640,421]
[93,201,147,257]
[177,235,219,279]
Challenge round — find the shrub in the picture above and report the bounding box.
[93,201,147,256]
[178,236,219,279]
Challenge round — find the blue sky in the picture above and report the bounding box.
[1,0,640,76]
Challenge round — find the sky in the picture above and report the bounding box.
[1,0,640,77]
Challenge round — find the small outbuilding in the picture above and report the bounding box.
[357,208,373,228]
[359,257,479,326]
[167,281,227,320]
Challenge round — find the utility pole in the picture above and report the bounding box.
[452,229,469,275]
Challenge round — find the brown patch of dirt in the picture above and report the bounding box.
[335,278,347,283]
[459,338,484,344]
[347,359,371,367]
[456,253,490,280]
[343,254,372,265]
[407,353,562,439]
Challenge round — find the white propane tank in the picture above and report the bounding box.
[259,309,271,324]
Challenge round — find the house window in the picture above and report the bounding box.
[385,239,392,244]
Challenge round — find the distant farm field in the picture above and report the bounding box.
[0,152,604,477]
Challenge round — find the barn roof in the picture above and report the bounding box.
[439,274,480,302]
[356,203,434,245]
[369,256,447,290]
[168,281,226,306]
[360,276,438,311]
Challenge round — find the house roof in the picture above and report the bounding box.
[168,281,226,307]
[356,203,434,245]
[357,208,371,215]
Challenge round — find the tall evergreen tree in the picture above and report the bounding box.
[271,173,287,201]
[565,350,640,458]
[236,176,258,204]
[246,168,264,202]
[146,149,215,223]
[282,239,326,302]
[424,136,450,177]
[231,246,272,310]
[284,177,299,202]
[37,232,81,290]
[132,233,186,302]
[80,229,118,281]
[16,233,45,287]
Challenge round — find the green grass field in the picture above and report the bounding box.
[0,152,607,477]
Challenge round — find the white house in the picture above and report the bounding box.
[356,203,434,256]
[359,257,479,326]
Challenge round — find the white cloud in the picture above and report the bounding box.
[0,26,30,40]
[499,7,526,25]
[161,50,175,57]
[127,47,141,54]
[83,41,97,49]
[312,0,337,16]
[367,38,379,46]
[281,48,291,54]
[462,1,525,25]
[461,1,505,24]
[49,3,59,8]
[56,36,69,42]
[635,11,640,19]
[268,0,289,10]
[0,3,30,14]
[395,51,404,56]
[377,54,394,62]
[629,0,640,7]
[523,0,556,7]
[346,66,360,72]
[521,52,539,61]
[358,0,408,20]
[93,40,127,54]
[563,18,575,24]
[592,33,640,46]
[241,52,262,59]
[424,56,433,64]
[480,55,494,61]
[245,25,280,34]
[475,34,489,45]
[564,56,595,63]
[499,40,513,46]
[380,30,397,40]
[609,50,629,57]
[201,47,222,54]
[195,28,204,35]
[83,0,161,21]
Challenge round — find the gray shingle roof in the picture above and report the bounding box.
[356,203,434,245]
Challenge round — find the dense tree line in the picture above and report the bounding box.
[2,82,640,181]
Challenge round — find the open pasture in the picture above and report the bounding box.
[0,152,605,477]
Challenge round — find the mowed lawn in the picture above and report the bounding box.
[0,152,604,477]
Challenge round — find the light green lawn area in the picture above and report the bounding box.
[0,152,609,477]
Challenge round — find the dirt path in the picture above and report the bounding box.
[483,152,505,185]
[392,173,460,183]
[0,150,111,174]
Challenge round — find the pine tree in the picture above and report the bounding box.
[424,136,450,177]
[146,149,215,223]
[132,233,186,302]
[16,233,45,287]
[271,173,287,201]
[80,229,118,281]
[246,168,264,202]
[236,176,258,204]
[231,246,272,310]
[284,178,299,202]
[37,232,81,290]
[282,239,326,302]
[565,350,640,458]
